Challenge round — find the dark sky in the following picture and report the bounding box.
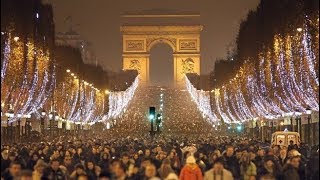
[50,0,259,77]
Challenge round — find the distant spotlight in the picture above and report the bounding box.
[297,27,303,32]
[66,69,70,73]
[36,13,39,19]
[14,36,20,42]
[237,125,242,131]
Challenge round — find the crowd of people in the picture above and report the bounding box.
[1,86,319,180]
[1,135,319,180]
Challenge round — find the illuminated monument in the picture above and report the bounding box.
[121,9,202,86]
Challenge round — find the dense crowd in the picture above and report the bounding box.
[1,135,319,180]
[1,86,319,180]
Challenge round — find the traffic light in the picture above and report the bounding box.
[149,107,155,121]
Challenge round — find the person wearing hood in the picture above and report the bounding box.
[179,155,203,180]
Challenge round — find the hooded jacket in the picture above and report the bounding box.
[179,164,203,180]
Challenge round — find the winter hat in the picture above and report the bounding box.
[186,156,196,164]
[165,173,179,180]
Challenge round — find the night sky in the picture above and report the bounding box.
[50,0,259,84]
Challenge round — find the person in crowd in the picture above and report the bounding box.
[179,155,203,180]
[239,152,256,180]
[223,146,240,179]
[278,148,289,170]
[99,152,112,173]
[112,162,130,180]
[282,156,301,180]
[1,149,10,173]
[204,157,233,180]
[1,160,22,180]
[48,158,67,179]
[121,152,135,176]
[70,163,87,179]
[165,172,179,180]
[85,160,99,180]
[26,153,39,170]
[32,159,48,180]
[144,164,160,180]
[168,150,181,174]
[18,169,33,180]
[61,155,74,175]
[131,157,153,180]
[158,158,175,179]
[287,141,299,152]
[256,155,281,180]
[98,171,112,180]
[253,148,265,169]
[308,150,319,180]
[194,152,206,175]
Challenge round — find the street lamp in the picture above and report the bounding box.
[24,114,31,139]
[16,113,22,142]
[287,112,294,131]
[5,109,14,143]
[48,112,54,138]
[40,109,46,135]
[13,36,19,42]
[306,107,312,145]
[295,109,302,135]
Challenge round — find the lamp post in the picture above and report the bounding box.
[41,109,46,135]
[54,114,59,137]
[276,113,281,131]
[295,109,302,135]
[306,107,312,146]
[24,114,31,139]
[17,114,22,142]
[288,112,294,131]
[5,110,14,143]
[48,112,53,138]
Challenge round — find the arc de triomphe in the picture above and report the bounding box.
[121,13,202,86]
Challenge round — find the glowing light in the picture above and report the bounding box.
[297,27,303,32]
[66,69,70,73]
[237,125,242,131]
[13,36,19,41]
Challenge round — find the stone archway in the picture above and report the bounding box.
[121,25,202,86]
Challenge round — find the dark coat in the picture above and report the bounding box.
[283,164,300,180]
[223,155,240,178]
